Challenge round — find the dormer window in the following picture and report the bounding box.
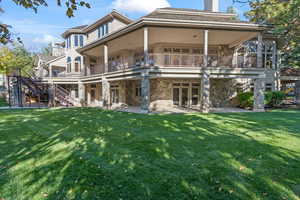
[98,22,109,38]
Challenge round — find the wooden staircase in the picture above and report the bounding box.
[19,71,78,107]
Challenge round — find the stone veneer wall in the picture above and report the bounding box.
[149,78,200,111]
[210,79,240,107]
[125,80,141,106]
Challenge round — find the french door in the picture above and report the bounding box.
[173,83,200,108]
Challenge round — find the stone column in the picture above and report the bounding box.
[78,81,85,106]
[203,30,209,67]
[257,33,263,68]
[85,85,91,105]
[141,70,150,111]
[102,76,110,108]
[295,80,300,108]
[253,78,265,112]
[48,81,55,107]
[201,69,210,113]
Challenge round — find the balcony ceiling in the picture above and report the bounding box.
[83,27,258,57]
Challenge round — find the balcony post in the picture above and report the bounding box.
[203,30,209,67]
[49,64,53,78]
[257,33,263,68]
[104,44,108,73]
[201,69,210,113]
[144,27,149,66]
[253,78,265,112]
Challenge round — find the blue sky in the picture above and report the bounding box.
[0,0,250,51]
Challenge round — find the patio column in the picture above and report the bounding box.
[203,30,209,67]
[104,44,108,73]
[84,56,90,76]
[201,69,210,113]
[295,80,300,108]
[257,33,263,68]
[144,27,149,66]
[87,85,91,105]
[102,77,110,108]
[78,81,85,106]
[48,81,55,107]
[141,70,150,112]
[253,78,265,112]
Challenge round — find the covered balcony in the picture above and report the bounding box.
[80,26,269,76]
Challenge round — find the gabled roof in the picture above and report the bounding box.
[61,25,88,38]
[281,67,300,77]
[61,10,132,38]
[144,8,252,24]
[82,10,132,32]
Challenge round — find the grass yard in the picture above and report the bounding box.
[0,108,300,200]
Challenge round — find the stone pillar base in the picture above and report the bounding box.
[201,70,210,113]
[253,108,265,112]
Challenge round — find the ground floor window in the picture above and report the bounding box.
[172,82,200,108]
[135,86,141,97]
[111,85,119,104]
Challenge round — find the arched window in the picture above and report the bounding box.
[74,57,81,72]
[67,57,71,73]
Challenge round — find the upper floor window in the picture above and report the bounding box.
[66,37,71,49]
[74,35,79,47]
[98,22,109,38]
[79,35,84,47]
[67,57,72,73]
[74,56,81,72]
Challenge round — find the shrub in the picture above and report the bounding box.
[237,92,254,108]
[238,91,285,109]
[267,91,285,107]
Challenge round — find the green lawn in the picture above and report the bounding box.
[0,108,300,200]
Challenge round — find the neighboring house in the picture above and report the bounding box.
[39,0,292,112]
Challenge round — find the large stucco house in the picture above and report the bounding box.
[39,0,282,112]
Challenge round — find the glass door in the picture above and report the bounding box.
[173,87,180,106]
[181,87,189,107]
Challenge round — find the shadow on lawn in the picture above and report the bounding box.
[0,108,300,199]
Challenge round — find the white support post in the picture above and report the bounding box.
[257,33,263,68]
[49,64,53,78]
[203,30,209,67]
[144,27,149,66]
[104,44,108,73]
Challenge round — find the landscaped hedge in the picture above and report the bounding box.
[237,91,285,109]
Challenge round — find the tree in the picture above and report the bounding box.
[0,0,91,44]
[41,43,53,56]
[226,6,239,20]
[0,44,35,74]
[233,0,300,68]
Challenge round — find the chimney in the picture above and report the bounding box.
[204,0,219,12]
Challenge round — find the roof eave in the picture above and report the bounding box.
[77,18,270,53]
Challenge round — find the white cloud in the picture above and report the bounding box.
[33,34,60,44]
[112,0,171,13]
